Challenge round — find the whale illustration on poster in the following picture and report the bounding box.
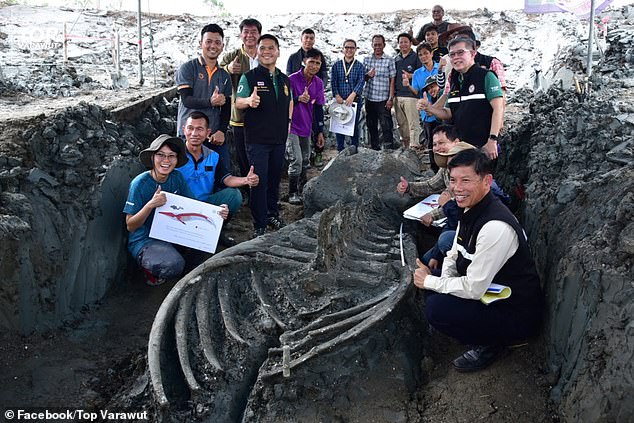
[149,192,224,253]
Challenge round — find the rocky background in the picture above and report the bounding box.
[0,3,633,422]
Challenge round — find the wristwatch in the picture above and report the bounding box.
[488,134,498,141]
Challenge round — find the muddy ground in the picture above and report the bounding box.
[2,3,632,422]
[0,145,558,423]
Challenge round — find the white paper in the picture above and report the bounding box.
[403,194,441,220]
[486,283,508,294]
[329,102,358,136]
[149,192,224,253]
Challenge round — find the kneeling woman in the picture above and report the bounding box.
[123,134,227,285]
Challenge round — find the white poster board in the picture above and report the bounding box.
[149,192,224,253]
[329,102,358,137]
[403,194,447,227]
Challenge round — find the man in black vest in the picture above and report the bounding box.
[420,37,503,160]
[413,149,543,372]
[236,34,293,238]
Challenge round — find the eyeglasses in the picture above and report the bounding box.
[344,46,357,50]
[448,49,471,58]
[155,152,178,161]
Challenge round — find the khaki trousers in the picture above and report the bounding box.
[394,96,422,148]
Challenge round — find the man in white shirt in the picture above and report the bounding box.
[414,149,543,372]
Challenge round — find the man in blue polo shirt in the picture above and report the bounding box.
[175,24,233,169]
[177,111,260,245]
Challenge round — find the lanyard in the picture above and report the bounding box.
[343,59,356,83]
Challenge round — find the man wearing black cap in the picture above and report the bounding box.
[123,134,228,285]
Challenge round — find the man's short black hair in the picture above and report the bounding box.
[455,29,481,48]
[416,42,433,54]
[343,39,357,47]
[455,28,477,42]
[187,111,209,127]
[422,23,439,37]
[372,34,386,44]
[201,24,223,40]
[448,37,476,51]
[447,149,492,177]
[397,32,412,42]
[432,124,458,141]
[302,28,315,36]
[304,48,324,63]
[239,18,262,33]
[258,34,279,48]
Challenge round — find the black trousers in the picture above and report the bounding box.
[365,100,393,150]
[245,143,285,230]
[423,120,440,172]
[231,125,250,177]
[424,291,542,346]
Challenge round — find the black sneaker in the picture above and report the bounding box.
[267,215,286,230]
[452,345,505,372]
[253,227,266,238]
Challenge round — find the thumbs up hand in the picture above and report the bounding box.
[249,86,260,108]
[417,95,430,112]
[298,86,310,103]
[210,85,226,106]
[413,258,431,288]
[402,70,410,87]
[245,165,259,187]
[229,55,241,74]
[149,185,167,208]
[396,176,409,194]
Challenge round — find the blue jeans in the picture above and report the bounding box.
[422,229,455,266]
[137,239,185,279]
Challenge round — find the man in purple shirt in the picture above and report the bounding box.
[286,48,326,204]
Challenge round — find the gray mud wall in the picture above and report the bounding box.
[498,87,634,421]
[0,99,177,333]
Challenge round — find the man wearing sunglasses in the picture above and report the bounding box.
[419,37,503,160]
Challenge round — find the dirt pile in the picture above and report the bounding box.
[496,26,634,420]
[0,98,178,332]
[0,64,104,98]
[0,3,633,422]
